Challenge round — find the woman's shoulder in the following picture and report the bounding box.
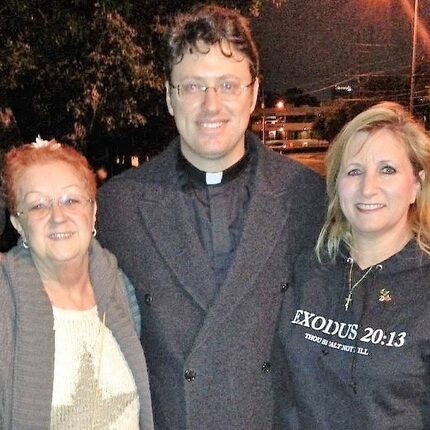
[294,246,342,275]
[0,246,20,296]
[290,246,345,303]
[0,253,15,329]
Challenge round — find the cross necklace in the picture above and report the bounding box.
[345,260,374,311]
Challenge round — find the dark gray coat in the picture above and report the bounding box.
[97,133,326,430]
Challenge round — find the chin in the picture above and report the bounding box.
[48,246,84,263]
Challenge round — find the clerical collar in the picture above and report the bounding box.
[178,147,250,186]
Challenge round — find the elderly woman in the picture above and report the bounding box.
[277,102,430,429]
[0,138,153,430]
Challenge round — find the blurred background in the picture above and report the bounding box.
[1,0,428,172]
[1,0,428,249]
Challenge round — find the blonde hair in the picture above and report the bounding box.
[316,102,430,262]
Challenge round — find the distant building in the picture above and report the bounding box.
[250,104,327,144]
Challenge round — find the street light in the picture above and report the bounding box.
[409,0,419,113]
[276,100,285,109]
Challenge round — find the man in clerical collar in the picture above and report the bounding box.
[165,7,259,177]
[97,4,326,429]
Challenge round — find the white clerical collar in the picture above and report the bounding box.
[179,146,251,186]
[205,171,223,185]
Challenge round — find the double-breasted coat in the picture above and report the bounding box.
[97,133,326,429]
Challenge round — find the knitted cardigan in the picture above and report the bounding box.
[0,239,154,430]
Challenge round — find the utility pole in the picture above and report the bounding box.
[409,0,419,113]
[261,88,266,145]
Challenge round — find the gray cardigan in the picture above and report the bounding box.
[0,239,154,430]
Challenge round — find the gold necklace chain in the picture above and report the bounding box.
[90,311,106,429]
[345,261,374,311]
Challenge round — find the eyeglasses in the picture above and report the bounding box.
[169,79,255,101]
[16,193,94,220]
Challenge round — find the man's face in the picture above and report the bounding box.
[166,42,259,172]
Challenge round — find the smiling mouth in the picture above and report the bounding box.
[199,121,225,129]
[49,232,75,240]
[356,203,385,210]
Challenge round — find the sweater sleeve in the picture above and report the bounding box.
[0,266,13,429]
[118,269,142,337]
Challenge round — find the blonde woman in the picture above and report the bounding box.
[277,102,430,429]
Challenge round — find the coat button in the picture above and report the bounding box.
[281,282,289,292]
[184,369,196,382]
[261,362,272,373]
[144,294,153,305]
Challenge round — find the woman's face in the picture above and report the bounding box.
[337,128,420,245]
[11,161,96,272]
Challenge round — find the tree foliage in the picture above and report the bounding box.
[0,1,160,154]
[313,99,374,143]
[0,0,285,164]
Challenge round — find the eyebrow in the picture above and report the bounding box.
[178,74,243,82]
[23,185,84,199]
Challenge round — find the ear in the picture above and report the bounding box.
[250,78,260,113]
[165,81,175,117]
[412,170,425,204]
[92,201,97,227]
[10,215,25,240]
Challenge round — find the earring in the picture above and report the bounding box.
[92,228,97,237]
[22,239,29,249]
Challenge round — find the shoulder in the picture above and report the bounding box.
[292,247,322,280]
[0,253,15,350]
[100,141,177,192]
[262,149,326,217]
[384,240,430,275]
[98,143,180,222]
[0,262,11,313]
[266,149,324,189]
[286,248,343,313]
[292,246,344,288]
[249,134,325,195]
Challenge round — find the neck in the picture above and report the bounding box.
[180,140,245,173]
[34,256,95,310]
[350,229,413,269]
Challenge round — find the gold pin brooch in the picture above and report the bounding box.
[378,288,392,303]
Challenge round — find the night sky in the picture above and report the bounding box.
[252,0,430,99]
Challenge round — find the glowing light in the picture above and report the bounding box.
[131,156,139,167]
[335,85,352,92]
[400,0,430,55]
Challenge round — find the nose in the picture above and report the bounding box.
[361,171,378,196]
[49,201,67,222]
[201,87,222,112]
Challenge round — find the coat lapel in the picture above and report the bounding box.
[192,145,292,349]
[136,148,217,312]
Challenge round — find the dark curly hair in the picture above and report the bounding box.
[165,4,259,80]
